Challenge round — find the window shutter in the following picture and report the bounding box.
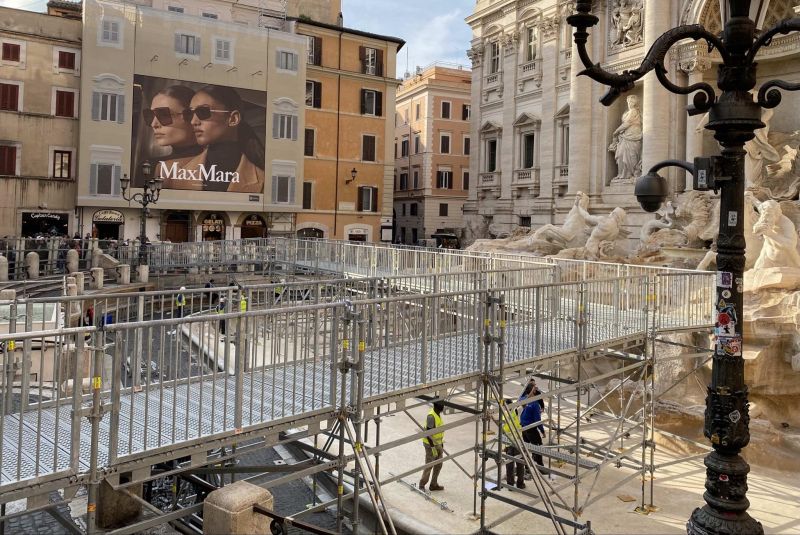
[174,34,182,52]
[359,46,366,73]
[375,91,383,117]
[357,187,364,211]
[313,82,321,108]
[313,36,322,65]
[376,50,384,76]
[272,114,280,138]
[371,187,378,212]
[360,89,366,115]
[291,116,298,141]
[289,177,296,203]
[448,173,453,189]
[193,37,201,55]
[275,50,282,68]
[89,164,98,195]
[112,165,121,196]
[271,176,278,203]
[91,92,100,121]
[304,129,314,156]
[116,95,125,124]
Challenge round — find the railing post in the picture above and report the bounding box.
[108,330,121,464]
[86,325,106,534]
[421,296,429,384]
[70,325,85,472]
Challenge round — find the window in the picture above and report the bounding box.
[413,170,419,188]
[1,43,20,62]
[360,46,383,76]
[412,228,418,243]
[400,227,406,242]
[101,19,121,44]
[462,104,471,121]
[357,186,378,212]
[441,101,451,119]
[439,203,448,217]
[463,171,470,190]
[167,6,184,13]
[302,182,313,209]
[360,89,382,116]
[522,133,536,168]
[436,170,453,189]
[526,27,538,62]
[560,123,570,165]
[273,113,298,140]
[520,216,532,228]
[304,128,315,156]
[175,33,200,55]
[92,92,124,122]
[0,83,20,111]
[414,135,421,154]
[58,51,76,70]
[305,81,321,108]
[89,163,121,196]
[464,136,471,156]
[54,90,75,118]
[277,50,298,71]
[410,203,418,216]
[399,172,408,190]
[0,145,18,175]
[202,12,218,19]
[306,35,321,66]
[214,39,232,62]
[487,139,498,172]
[440,134,450,155]
[489,41,500,74]
[272,176,294,203]
[52,150,72,179]
[415,102,420,120]
[400,138,409,158]
[362,134,376,162]
[401,204,406,216]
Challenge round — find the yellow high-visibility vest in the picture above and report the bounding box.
[502,408,522,435]
[175,294,186,307]
[423,410,444,447]
[239,296,247,312]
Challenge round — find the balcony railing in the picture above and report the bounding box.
[554,165,569,184]
[484,71,502,88]
[480,172,499,186]
[519,59,541,76]
[514,167,540,183]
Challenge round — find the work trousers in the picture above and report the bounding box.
[419,444,443,487]
[522,428,544,467]
[505,445,525,485]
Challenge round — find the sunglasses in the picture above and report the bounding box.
[183,105,233,121]
[143,105,233,126]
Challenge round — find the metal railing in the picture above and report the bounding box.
[0,267,713,492]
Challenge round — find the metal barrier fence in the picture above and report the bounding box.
[0,237,118,281]
[0,268,713,491]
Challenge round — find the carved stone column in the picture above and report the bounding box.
[681,57,713,189]
[567,32,592,195]
[641,0,672,178]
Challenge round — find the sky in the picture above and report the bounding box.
[1,0,475,76]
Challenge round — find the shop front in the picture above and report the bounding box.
[199,213,227,241]
[21,211,69,237]
[163,212,191,243]
[240,214,267,239]
[92,209,124,240]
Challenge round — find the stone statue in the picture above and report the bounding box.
[556,207,628,260]
[752,200,800,270]
[752,144,800,201]
[697,192,764,271]
[641,191,714,249]
[610,0,644,50]
[609,95,643,183]
[525,192,600,249]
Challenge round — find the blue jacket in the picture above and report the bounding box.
[519,394,543,432]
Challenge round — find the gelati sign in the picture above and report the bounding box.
[92,209,124,224]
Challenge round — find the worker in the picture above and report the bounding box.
[217,297,227,337]
[168,287,186,336]
[419,399,445,492]
[501,398,525,489]
[519,380,547,477]
[239,292,247,312]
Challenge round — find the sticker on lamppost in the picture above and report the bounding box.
[717,272,733,289]
[716,335,743,357]
[729,410,741,423]
[727,211,738,227]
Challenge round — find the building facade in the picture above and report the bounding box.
[393,64,471,245]
[76,0,308,242]
[295,18,403,242]
[464,0,800,241]
[0,3,82,237]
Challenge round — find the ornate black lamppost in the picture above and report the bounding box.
[120,161,162,266]
[568,1,799,534]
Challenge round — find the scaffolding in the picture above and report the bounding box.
[0,240,716,534]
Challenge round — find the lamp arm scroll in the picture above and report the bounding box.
[746,18,800,63]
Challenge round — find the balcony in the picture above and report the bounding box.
[554,165,569,185]
[514,167,540,184]
[484,71,502,89]
[480,172,499,187]
[519,59,540,77]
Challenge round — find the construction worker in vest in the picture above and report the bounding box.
[239,292,247,312]
[169,287,187,335]
[419,399,445,492]
[217,297,227,337]
[501,398,526,489]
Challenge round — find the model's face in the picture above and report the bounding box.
[189,92,240,146]
[149,94,195,148]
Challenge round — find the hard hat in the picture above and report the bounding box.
[180,286,186,291]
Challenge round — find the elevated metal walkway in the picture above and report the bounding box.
[0,239,715,533]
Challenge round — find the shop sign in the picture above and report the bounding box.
[244,215,265,227]
[28,212,65,221]
[202,214,225,233]
[93,209,124,224]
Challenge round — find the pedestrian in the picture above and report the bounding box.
[205,279,216,304]
[169,287,186,335]
[501,398,526,489]
[519,380,548,477]
[217,297,227,337]
[419,399,446,492]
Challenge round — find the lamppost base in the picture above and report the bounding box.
[688,505,763,535]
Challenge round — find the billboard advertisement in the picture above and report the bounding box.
[131,75,266,193]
